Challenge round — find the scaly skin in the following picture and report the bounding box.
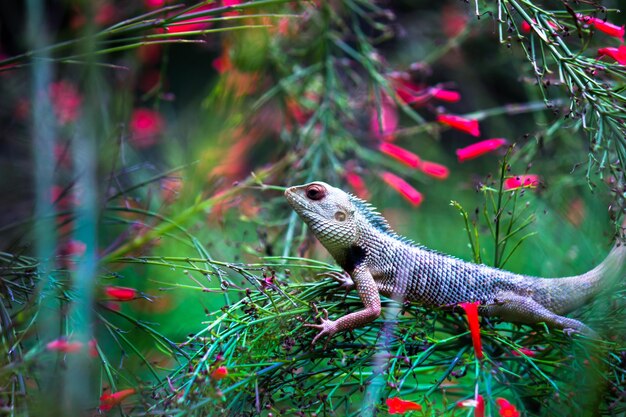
[284,181,625,345]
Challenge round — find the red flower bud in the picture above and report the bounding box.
[456,138,508,162]
[379,142,421,168]
[437,114,480,137]
[211,366,229,380]
[104,286,138,301]
[46,338,83,353]
[504,175,540,190]
[460,301,483,360]
[381,172,423,206]
[386,397,422,414]
[99,388,136,411]
[420,161,449,180]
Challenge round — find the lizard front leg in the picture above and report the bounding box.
[317,270,355,291]
[306,265,381,348]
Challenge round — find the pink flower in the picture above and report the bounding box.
[577,14,624,41]
[460,301,483,360]
[47,338,83,353]
[598,45,626,65]
[437,114,480,137]
[430,88,461,103]
[379,142,421,168]
[456,138,507,162]
[105,286,138,301]
[99,389,136,411]
[496,398,520,417]
[457,395,485,417]
[130,108,165,148]
[386,397,422,414]
[420,160,449,180]
[370,98,398,141]
[381,172,423,206]
[503,174,540,190]
[49,81,81,124]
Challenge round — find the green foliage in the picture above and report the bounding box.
[1,0,626,415]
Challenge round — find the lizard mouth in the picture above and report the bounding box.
[284,187,313,215]
[285,187,305,207]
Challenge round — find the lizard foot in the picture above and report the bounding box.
[562,328,580,338]
[304,306,338,349]
[317,271,355,292]
[563,326,598,339]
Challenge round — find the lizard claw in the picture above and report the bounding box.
[305,307,337,349]
[317,271,355,292]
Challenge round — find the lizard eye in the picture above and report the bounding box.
[305,184,326,201]
[334,211,346,222]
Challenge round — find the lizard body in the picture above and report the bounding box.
[284,181,625,345]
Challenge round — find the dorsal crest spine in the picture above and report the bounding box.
[347,193,415,245]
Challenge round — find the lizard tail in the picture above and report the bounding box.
[539,226,626,315]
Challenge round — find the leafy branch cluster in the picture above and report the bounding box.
[495,0,626,180]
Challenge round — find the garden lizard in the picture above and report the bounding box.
[285,181,625,345]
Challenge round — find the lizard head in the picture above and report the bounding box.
[284,181,360,250]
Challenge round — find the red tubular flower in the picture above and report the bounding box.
[379,142,421,168]
[457,395,485,417]
[496,398,520,417]
[437,114,480,137]
[598,45,626,65]
[380,172,423,206]
[46,338,83,353]
[105,286,138,301]
[420,161,449,180]
[130,108,165,149]
[370,98,398,141]
[222,0,241,17]
[386,397,422,415]
[165,4,215,33]
[99,388,136,411]
[504,174,540,190]
[211,366,229,380]
[460,301,483,360]
[577,14,625,40]
[456,138,508,162]
[430,88,461,103]
[511,347,536,357]
[389,73,430,106]
[521,19,559,35]
[345,171,370,200]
